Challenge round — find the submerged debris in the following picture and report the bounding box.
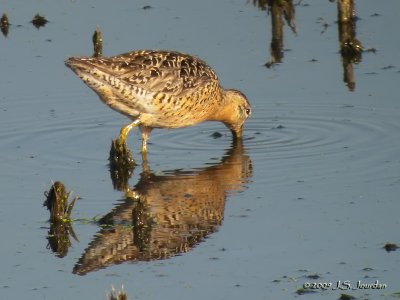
[43,181,77,223]
[109,139,136,191]
[295,287,316,295]
[211,131,223,139]
[273,124,285,129]
[1,13,9,37]
[108,285,128,300]
[306,273,320,280]
[339,294,356,300]
[31,13,48,29]
[383,242,399,252]
[43,181,78,257]
[92,26,103,57]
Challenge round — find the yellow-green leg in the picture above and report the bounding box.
[118,119,141,144]
[140,126,152,153]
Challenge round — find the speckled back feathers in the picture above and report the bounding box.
[87,50,219,97]
[65,49,250,137]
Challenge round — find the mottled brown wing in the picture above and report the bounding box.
[111,50,219,97]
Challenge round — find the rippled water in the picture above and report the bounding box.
[248,103,400,182]
[1,0,399,299]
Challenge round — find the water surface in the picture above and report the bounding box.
[0,0,399,299]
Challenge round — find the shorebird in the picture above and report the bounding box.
[65,50,251,152]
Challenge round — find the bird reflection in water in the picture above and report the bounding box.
[73,140,252,275]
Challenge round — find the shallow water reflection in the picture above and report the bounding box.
[251,0,297,67]
[252,0,373,91]
[73,140,252,275]
[1,0,398,298]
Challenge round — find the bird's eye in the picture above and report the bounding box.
[239,106,251,117]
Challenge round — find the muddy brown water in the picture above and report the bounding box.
[1,0,399,299]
